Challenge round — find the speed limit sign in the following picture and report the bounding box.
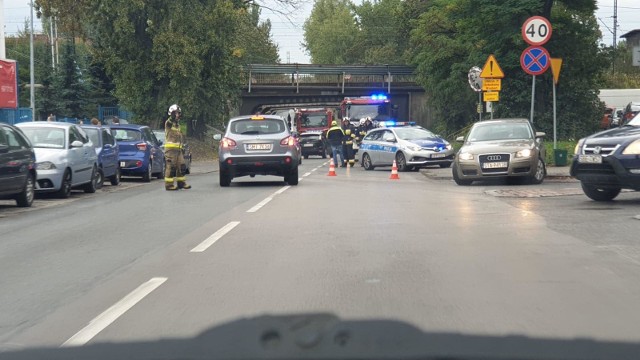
[522,16,552,46]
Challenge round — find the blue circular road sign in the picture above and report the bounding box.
[520,46,550,76]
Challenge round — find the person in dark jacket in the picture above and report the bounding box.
[342,118,356,167]
[326,120,345,167]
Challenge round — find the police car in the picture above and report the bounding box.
[359,122,454,171]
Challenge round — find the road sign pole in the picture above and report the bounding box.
[529,75,536,124]
[479,92,482,121]
[553,80,557,149]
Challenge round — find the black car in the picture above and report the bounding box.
[298,131,328,159]
[571,113,640,201]
[0,123,37,207]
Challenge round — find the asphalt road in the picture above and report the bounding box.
[1,158,640,358]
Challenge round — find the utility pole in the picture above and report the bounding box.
[50,17,56,68]
[0,0,5,59]
[30,0,36,120]
[613,0,618,74]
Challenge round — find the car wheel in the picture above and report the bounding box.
[220,170,231,187]
[142,161,152,182]
[362,153,374,170]
[156,160,165,179]
[84,165,98,193]
[529,158,546,184]
[581,183,621,201]
[304,155,309,160]
[110,167,121,186]
[95,168,104,189]
[439,162,452,168]
[57,169,72,198]
[287,166,299,186]
[396,152,409,172]
[15,173,35,207]
[452,163,472,186]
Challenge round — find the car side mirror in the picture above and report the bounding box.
[71,140,83,148]
[0,144,8,153]
[456,136,465,142]
[213,134,222,141]
[158,140,164,145]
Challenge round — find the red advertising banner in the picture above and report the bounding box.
[0,60,18,109]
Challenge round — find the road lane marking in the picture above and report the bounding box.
[191,221,240,252]
[61,277,167,347]
[247,197,273,213]
[274,186,290,195]
[303,172,312,177]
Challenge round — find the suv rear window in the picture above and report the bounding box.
[113,129,142,141]
[230,119,285,135]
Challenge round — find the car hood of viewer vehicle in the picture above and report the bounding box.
[586,125,640,140]
[461,139,535,154]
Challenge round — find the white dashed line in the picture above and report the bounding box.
[303,172,312,177]
[61,277,167,347]
[274,186,290,195]
[247,197,273,213]
[190,221,241,252]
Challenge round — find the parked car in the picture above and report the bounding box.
[110,124,165,182]
[81,125,121,188]
[621,102,640,126]
[0,123,36,207]
[571,112,640,201]
[298,131,328,159]
[214,115,300,187]
[452,118,546,185]
[152,129,192,174]
[17,122,99,198]
[359,122,454,171]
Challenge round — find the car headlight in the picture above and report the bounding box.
[622,139,640,155]
[458,152,474,161]
[574,139,585,155]
[515,148,532,158]
[406,145,421,151]
[445,143,452,150]
[36,161,57,170]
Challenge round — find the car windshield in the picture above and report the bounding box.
[153,131,166,142]
[348,104,380,120]
[467,123,532,141]
[628,112,640,126]
[393,127,436,140]
[84,128,100,148]
[230,119,285,135]
[19,127,66,149]
[113,129,142,141]
[299,114,327,128]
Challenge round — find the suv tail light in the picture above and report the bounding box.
[136,143,147,151]
[280,136,295,147]
[221,137,237,149]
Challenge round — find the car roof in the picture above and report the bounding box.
[17,122,74,129]
[474,118,530,125]
[110,124,147,130]
[229,115,285,122]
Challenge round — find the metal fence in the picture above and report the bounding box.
[0,108,33,125]
[98,106,133,122]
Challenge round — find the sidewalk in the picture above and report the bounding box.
[190,160,219,175]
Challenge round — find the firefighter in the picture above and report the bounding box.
[164,104,191,190]
[326,120,345,167]
[342,118,356,167]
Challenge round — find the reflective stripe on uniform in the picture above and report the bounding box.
[175,176,187,182]
[164,142,181,150]
[165,177,174,183]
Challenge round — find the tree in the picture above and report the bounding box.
[408,0,607,139]
[353,0,405,64]
[303,0,359,64]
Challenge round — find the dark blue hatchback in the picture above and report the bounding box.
[110,124,165,182]
[81,125,120,188]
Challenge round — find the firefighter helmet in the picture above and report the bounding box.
[331,120,337,126]
[168,104,181,115]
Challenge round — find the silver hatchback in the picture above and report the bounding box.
[214,115,300,187]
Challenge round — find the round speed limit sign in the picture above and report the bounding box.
[522,16,552,46]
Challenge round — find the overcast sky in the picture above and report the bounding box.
[2,0,639,64]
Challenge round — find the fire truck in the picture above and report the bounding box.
[294,107,335,134]
[340,94,397,125]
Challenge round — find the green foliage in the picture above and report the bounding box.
[544,140,576,166]
[408,0,606,140]
[303,0,359,64]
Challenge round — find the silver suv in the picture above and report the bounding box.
[214,115,300,187]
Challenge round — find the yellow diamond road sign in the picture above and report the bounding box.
[482,79,501,91]
[483,91,500,102]
[480,55,505,79]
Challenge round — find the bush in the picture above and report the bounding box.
[544,140,577,166]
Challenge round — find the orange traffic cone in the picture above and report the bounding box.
[327,159,337,176]
[389,160,400,180]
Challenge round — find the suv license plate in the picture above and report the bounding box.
[482,162,508,169]
[303,143,314,147]
[431,153,446,158]
[247,144,271,151]
[120,161,126,168]
[578,154,602,164]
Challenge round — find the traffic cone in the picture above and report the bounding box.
[327,159,337,176]
[389,160,400,180]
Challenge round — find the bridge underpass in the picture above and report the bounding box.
[239,64,433,127]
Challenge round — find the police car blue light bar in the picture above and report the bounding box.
[370,94,388,100]
[380,121,416,127]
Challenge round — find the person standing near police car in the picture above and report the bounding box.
[342,118,356,167]
[164,104,191,190]
[326,120,345,167]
